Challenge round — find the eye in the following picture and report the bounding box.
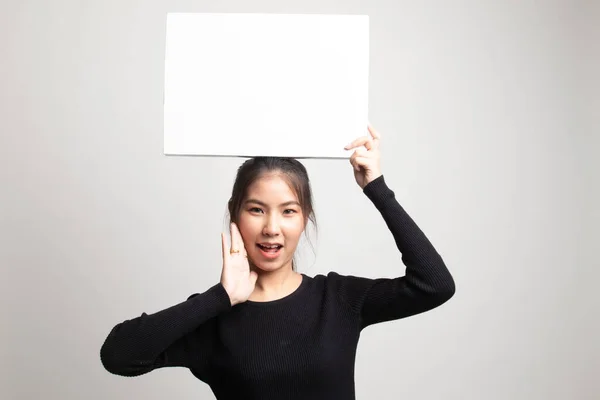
[284,209,297,215]
[249,207,263,213]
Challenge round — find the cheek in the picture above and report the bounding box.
[235,219,252,243]
[237,217,267,247]
[282,220,305,242]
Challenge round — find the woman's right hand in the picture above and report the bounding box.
[220,223,258,306]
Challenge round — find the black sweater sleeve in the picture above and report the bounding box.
[100,282,232,377]
[332,175,456,329]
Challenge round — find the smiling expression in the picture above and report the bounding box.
[236,173,306,272]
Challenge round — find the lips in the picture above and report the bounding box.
[256,242,283,259]
[257,243,283,250]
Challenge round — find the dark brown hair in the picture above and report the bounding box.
[227,157,317,271]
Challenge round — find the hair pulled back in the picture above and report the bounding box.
[227,157,317,271]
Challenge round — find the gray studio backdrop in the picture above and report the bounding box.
[1,1,598,399]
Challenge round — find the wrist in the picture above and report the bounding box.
[363,172,382,189]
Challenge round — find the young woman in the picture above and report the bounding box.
[100,125,455,399]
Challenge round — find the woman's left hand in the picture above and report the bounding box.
[344,124,383,189]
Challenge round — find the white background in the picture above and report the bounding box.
[1,1,598,399]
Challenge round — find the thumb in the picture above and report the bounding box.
[249,271,258,285]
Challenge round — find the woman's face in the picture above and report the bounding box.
[236,173,305,273]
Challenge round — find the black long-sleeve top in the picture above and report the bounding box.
[100,175,456,399]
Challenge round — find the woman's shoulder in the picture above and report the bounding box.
[303,271,376,297]
[307,270,375,284]
[302,271,377,315]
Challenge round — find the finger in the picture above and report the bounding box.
[231,222,246,255]
[345,136,373,150]
[349,153,358,171]
[367,126,380,150]
[352,156,372,171]
[230,223,239,251]
[239,228,248,258]
[350,147,371,161]
[221,232,228,260]
[345,136,373,151]
[351,147,369,158]
[350,150,368,171]
[367,124,381,141]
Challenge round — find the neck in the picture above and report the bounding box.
[249,263,301,301]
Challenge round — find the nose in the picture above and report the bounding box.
[262,214,281,236]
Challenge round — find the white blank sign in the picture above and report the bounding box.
[163,13,370,158]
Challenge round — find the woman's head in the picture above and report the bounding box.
[227,157,316,273]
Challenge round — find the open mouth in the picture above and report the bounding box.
[256,243,283,258]
[257,244,283,253]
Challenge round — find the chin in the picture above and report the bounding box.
[251,263,283,273]
[249,258,291,273]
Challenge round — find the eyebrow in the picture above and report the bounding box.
[244,199,301,207]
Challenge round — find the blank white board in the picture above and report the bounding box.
[163,13,370,158]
